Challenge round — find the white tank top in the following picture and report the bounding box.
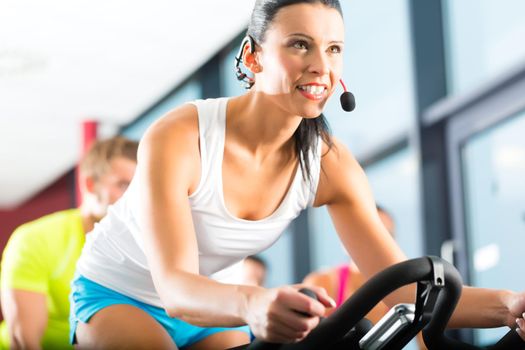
[76,97,322,307]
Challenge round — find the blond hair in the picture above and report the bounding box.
[79,136,138,180]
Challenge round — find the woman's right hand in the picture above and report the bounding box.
[243,285,335,343]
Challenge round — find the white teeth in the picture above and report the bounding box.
[298,85,325,95]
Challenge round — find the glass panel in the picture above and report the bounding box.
[323,0,415,158]
[365,148,423,260]
[444,0,525,95]
[122,80,202,140]
[462,110,525,345]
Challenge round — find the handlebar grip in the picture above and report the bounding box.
[296,288,319,316]
[298,288,318,301]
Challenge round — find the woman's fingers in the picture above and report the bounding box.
[275,287,326,318]
[268,303,320,333]
[301,284,337,308]
[292,284,336,309]
[517,317,525,340]
[265,317,311,343]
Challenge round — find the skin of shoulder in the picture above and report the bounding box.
[138,103,201,196]
[314,137,368,208]
[314,137,372,207]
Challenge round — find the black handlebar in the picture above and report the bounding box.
[244,256,524,350]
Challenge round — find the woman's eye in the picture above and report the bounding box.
[329,45,342,54]
[292,41,308,50]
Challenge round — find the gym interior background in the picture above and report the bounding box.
[1,0,524,347]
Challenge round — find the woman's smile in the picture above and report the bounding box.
[296,83,328,100]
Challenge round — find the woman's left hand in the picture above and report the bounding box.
[505,291,525,340]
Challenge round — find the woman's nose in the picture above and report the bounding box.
[307,49,330,75]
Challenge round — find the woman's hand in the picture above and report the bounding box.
[243,285,335,343]
[506,291,525,340]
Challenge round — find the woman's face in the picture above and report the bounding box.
[254,3,345,118]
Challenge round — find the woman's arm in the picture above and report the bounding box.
[315,138,524,332]
[136,104,254,326]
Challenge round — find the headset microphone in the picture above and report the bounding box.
[339,79,356,112]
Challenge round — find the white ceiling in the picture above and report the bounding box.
[0,0,255,209]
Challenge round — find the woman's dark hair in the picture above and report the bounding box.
[247,0,343,44]
[244,0,343,180]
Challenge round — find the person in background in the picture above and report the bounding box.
[0,136,138,350]
[242,255,268,287]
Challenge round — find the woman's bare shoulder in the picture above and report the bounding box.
[138,103,200,158]
[319,137,357,169]
[143,103,199,142]
[136,103,202,193]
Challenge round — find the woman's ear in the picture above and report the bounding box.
[243,40,261,74]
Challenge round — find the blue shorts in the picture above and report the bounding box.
[69,274,251,348]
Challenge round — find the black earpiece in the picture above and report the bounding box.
[339,79,356,112]
[235,36,256,89]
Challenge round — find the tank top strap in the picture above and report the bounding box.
[187,98,229,196]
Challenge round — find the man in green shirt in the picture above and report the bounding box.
[0,136,138,350]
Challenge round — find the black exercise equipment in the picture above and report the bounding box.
[232,256,524,350]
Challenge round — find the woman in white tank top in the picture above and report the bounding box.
[71,1,525,349]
